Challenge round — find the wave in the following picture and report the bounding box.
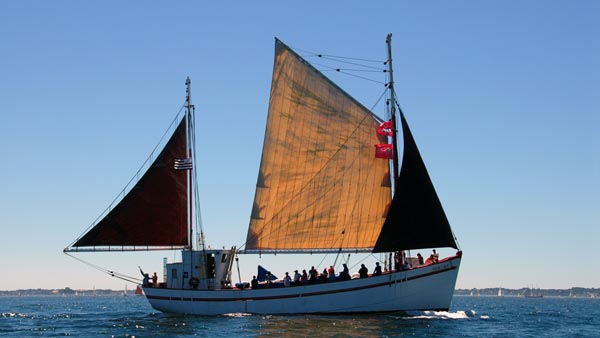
[403,310,478,320]
[222,312,252,318]
[1,312,28,318]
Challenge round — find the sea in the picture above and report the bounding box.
[1,295,598,337]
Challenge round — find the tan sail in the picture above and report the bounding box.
[246,40,391,252]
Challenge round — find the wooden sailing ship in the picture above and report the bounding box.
[65,35,462,315]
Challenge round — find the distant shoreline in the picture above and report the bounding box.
[455,287,599,298]
[0,287,128,296]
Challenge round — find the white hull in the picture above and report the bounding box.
[143,256,461,315]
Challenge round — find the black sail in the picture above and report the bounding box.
[373,112,457,252]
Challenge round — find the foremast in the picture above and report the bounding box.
[182,78,236,290]
[185,77,194,249]
[184,77,208,252]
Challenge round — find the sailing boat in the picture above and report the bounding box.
[64,35,462,315]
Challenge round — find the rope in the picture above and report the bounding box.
[190,104,205,248]
[64,251,141,284]
[313,55,384,71]
[291,45,387,85]
[348,253,376,272]
[369,88,388,114]
[292,46,383,64]
[315,253,330,271]
[312,61,386,85]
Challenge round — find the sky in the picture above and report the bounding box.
[0,1,598,291]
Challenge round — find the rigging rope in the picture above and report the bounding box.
[63,252,141,284]
[348,253,377,272]
[313,55,384,70]
[292,45,387,85]
[293,45,383,64]
[312,61,386,85]
[190,103,205,249]
[369,88,388,118]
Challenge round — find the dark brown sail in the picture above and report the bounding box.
[69,117,189,250]
[373,112,457,252]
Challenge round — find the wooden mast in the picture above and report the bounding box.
[386,33,400,187]
[185,77,194,250]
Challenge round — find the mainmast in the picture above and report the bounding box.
[386,33,400,186]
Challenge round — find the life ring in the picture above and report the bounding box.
[189,277,199,288]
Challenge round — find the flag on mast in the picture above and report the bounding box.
[374,144,393,159]
[174,158,193,170]
[377,120,393,136]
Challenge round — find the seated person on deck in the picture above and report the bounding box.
[425,254,435,265]
[358,264,368,278]
[373,262,382,276]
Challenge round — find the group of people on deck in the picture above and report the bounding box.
[249,249,442,289]
[279,265,340,287]
[139,267,158,288]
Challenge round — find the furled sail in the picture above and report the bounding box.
[66,117,190,251]
[373,112,458,252]
[245,39,392,253]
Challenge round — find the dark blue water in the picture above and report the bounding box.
[1,295,598,337]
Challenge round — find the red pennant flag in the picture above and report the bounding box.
[377,120,393,136]
[375,144,393,159]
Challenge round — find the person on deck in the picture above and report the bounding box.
[251,276,258,289]
[266,271,272,288]
[417,253,424,265]
[293,270,301,286]
[394,251,400,271]
[139,267,150,287]
[283,272,291,287]
[152,272,158,287]
[359,264,368,278]
[425,254,435,265]
[320,269,328,282]
[308,266,318,283]
[339,263,350,280]
[327,265,335,282]
[301,269,308,284]
[373,262,382,276]
[432,249,439,263]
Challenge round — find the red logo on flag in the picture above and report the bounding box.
[377,120,393,136]
[375,144,393,159]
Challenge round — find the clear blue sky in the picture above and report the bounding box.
[0,1,597,291]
